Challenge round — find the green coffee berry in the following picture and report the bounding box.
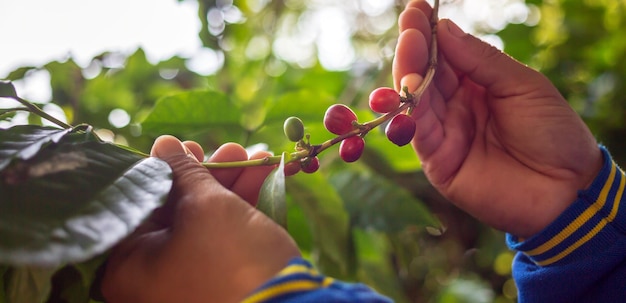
[283,116,305,142]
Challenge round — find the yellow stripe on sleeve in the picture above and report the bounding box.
[607,166,625,221]
[242,280,322,303]
[537,220,608,266]
[536,165,625,266]
[525,163,617,257]
[275,265,319,277]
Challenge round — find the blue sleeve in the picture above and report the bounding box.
[507,146,626,302]
[242,258,392,303]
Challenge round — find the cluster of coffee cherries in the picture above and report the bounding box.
[282,116,320,175]
[282,87,416,174]
[368,87,417,147]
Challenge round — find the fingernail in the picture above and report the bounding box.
[151,135,187,158]
[446,19,466,38]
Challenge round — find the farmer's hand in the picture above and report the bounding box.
[394,0,602,237]
[101,135,300,303]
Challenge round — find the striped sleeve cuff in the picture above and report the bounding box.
[242,258,392,303]
[507,146,626,266]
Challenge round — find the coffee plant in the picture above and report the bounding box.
[2,0,623,302]
[0,0,441,295]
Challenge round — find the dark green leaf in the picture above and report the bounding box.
[0,126,172,266]
[5,266,57,303]
[141,90,244,134]
[0,81,18,98]
[5,67,37,81]
[47,265,89,303]
[0,125,71,171]
[0,108,21,122]
[287,173,352,278]
[330,170,440,232]
[45,253,108,303]
[257,153,287,228]
[0,265,8,303]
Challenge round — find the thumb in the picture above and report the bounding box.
[438,19,544,95]
[150,135,217,194]
[149,135,230,228]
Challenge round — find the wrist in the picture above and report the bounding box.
[517,144,605,238]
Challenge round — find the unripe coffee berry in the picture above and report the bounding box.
[369,87,401,114]
[385,114,416,146]
[323,104,358,135]
[283,116,305,142]
[301,157,320,174]
[339,136,365,163]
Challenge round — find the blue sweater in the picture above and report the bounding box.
[244,146,626,302]
[507,146,626,302]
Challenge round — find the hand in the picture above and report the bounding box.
[101,135,300,303]
[393,0,603,238]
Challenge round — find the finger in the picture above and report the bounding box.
[405,0,433,19]
[402,73,446,122]
[154,138,250,234]
[150,135,197,160]
[403,74,445,159]
[230,151,276,207]
[393,28,429,91]
[397,4,459,100]
[438,19,544,97]
[115,136,206,243]
[150,136,220,224]
[182,141,205,162]
[398,6,431,45]
[206,143,248,188]
[433,58,459,101]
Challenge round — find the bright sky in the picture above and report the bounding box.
[0,0,201,77]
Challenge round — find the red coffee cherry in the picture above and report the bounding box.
[301,157,320,174]
[323,104,358,135]
[385,114,416,146]
[369,87,401,114]
[339,136,365,163]
[284,161,301,176]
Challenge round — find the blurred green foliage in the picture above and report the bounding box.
[1,0,624,302]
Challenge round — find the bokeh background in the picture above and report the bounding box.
[1,0,625,302]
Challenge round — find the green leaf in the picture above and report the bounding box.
[353,229,410,303]
[141,90,244,135]
[353,109,421,173]
[330,170,440,232]
[257,153,287,228]
[0,125,71,171]
[287,173,352,278]
[5,266,58,303]
[363,131,421,173]
[0,126,172,266]
[264,90,336,125]
[0,81,18,98]
[436,278,495,303]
